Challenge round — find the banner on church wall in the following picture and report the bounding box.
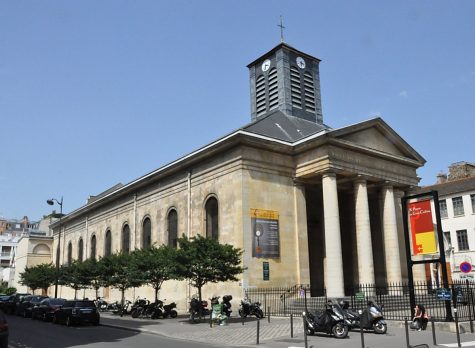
[250,209,280,258]
[408,199,438,255]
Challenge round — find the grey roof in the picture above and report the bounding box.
[241,110,329,142]
[418,176,475,197]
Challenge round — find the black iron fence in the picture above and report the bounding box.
[244,280,475,322]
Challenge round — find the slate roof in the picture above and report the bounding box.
[241,110,330,142]
[418,176,475,196]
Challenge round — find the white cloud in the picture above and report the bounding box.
[399,90,408,98]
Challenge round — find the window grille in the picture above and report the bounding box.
[256,75,266,116]
[457,229,469,251]
[439,199,448,218]
[303,72,316,112]
[453,197,464,216]
[268,68,279,111]
[290,67,302,109]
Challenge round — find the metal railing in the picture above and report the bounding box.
[244,280,475,322]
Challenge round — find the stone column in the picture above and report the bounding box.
[322,172,345,298]
[354,178,375,285]
[382,184,403,283]
[294,181,311,285]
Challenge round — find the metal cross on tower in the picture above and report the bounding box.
[278,15,285,43]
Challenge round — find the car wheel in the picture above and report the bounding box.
[93,319,100,326]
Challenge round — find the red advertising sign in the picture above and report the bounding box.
[409,199,437,255]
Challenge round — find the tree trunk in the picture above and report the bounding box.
[154,287,159,302]
[120,289,125,317]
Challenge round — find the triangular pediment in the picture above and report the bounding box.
[328,118,425,164]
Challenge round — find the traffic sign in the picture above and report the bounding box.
[460,262,472,273]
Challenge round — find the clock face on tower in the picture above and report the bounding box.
[296,56,306,69]
[261,59,271,72]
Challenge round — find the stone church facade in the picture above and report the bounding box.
[50,43,425,307]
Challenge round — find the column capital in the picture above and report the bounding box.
[321,170,336,179]
[354,175,368,185]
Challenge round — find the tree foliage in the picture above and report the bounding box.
[59,260,90,299]
[19,263,56,293]
[177,234,245,302]
[133,245,181,302]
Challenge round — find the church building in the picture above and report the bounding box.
[50,43,425,305]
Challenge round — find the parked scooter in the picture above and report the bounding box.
[189,296,211,322]
[238,297,264,319]
[340,300,387,334]
[302,300,349,338]
[111,300,132,315]
[222,295,232,318]
[162,301,178,318]
[131,298,150,318]
[96,297,108,312]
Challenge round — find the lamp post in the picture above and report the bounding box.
[47,197,63,298]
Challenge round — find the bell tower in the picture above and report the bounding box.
[248,43,323,124]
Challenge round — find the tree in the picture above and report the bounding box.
[19,263,56,294]
[101,252,144,316]
[177,234,245,311]
[133,245,181,302]
[59,260,90,299]
[80,258,107,299]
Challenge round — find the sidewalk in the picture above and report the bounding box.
[100,312,475,348]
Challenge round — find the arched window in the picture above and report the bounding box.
[205,197,219,239]
[122,224,130,253]
[67,242,72,266]
[142,218,151,249]
[167,210,178,248]
[90,235,97,260]
[105,230,112,257]
[78,238,84,262]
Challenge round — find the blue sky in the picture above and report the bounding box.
[1,1,474,221]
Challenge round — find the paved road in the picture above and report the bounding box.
[7,310,475,348]
[6,314,214,348]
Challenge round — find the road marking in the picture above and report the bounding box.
[439,341,475,347]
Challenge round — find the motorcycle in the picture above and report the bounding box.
[162,301,178,318]
[189,296,211,322]
[238,298,264,319]
[131,298,150,318]
[340,300,387,334]
[111,300,132,315]
[222,295,232,318]
[96,298,108,312]
[302,300,349,339]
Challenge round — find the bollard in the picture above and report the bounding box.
[302,315,308,348]
[290,314,294,338]
[454,308,461,348]
[359,310,365,348]
[256,318,260,345]
[405,317,410,348]
[431,317,437,346]
[268,306,271,323]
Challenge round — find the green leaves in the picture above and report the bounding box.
[19,263,56,292]
[177,234,245,294]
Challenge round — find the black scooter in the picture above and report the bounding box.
[238,298,264,319]
[302,300,349,339]
[162,301,178,318]
[340,300,387,334]
[189,296,210,322]
[222,295,232,317]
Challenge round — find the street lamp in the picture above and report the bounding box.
[47,197,63,298]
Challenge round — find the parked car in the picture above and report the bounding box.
[4,293,30,315]
[0,296,10,314]
[0,310,8,348]
[53,300,100,326]
[16,295,48,318]
[31,298,65,321]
